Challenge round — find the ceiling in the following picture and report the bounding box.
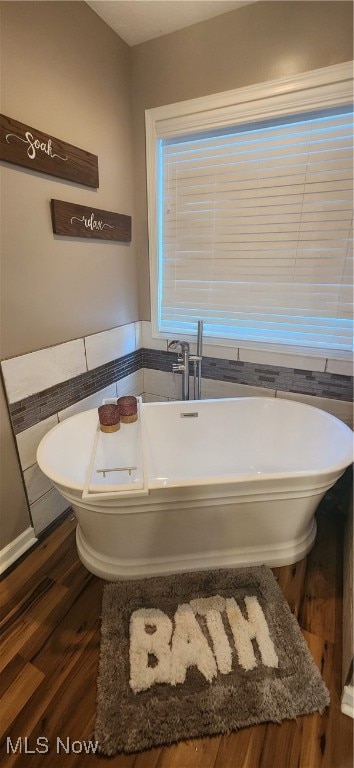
[86,1,257,47]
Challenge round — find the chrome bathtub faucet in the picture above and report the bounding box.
[168,320,203,401]
[167,340,190,400]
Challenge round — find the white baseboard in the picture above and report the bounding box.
[341,684,354,718]
[0,526,37,575]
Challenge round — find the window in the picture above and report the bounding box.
[146,63,353,358]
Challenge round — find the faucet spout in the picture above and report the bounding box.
[167,340,190,352]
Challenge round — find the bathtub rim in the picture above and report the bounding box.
[36,396,353,497]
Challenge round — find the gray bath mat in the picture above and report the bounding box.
[95,566,329,755]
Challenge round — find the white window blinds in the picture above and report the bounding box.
[158,107,353,354]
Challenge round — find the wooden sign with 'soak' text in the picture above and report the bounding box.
[0,114,99,187]
[50,200,131,242]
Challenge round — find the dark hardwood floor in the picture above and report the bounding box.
[0,496,353,768]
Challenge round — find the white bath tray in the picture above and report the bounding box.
[82,396,148,500]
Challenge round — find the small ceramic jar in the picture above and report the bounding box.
[98,404,121,432]
[117,396,138,423]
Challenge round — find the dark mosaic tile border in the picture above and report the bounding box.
[9,350,142,435]
[7,346,353,436]
[142,349,353,401]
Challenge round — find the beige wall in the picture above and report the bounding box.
[131,0,354,318]
[1,1,138,359]
[0,1,138,547]
[0,382,30,548]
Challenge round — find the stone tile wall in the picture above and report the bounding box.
[141,348,353,401]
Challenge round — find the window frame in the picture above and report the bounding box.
[145,61,353,359]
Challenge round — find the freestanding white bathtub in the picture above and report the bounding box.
[37,397,353,580]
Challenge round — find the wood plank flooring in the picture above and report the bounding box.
[0,502,353,768]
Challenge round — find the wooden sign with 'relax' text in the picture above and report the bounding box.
[50,200,131,242]
[0,114,99,187]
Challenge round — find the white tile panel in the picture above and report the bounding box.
[143,369,182,400]
[134,321,142,350]
[2,339,87,403]
[143,393,169,403]
[85,323,137,370]
[16,415,59,471]
[326,358,353,376]
[30,487,69,535]
[141,321,167,351]
[238,347,326,371]
[24,463,53,505]
[202,343,239,361]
